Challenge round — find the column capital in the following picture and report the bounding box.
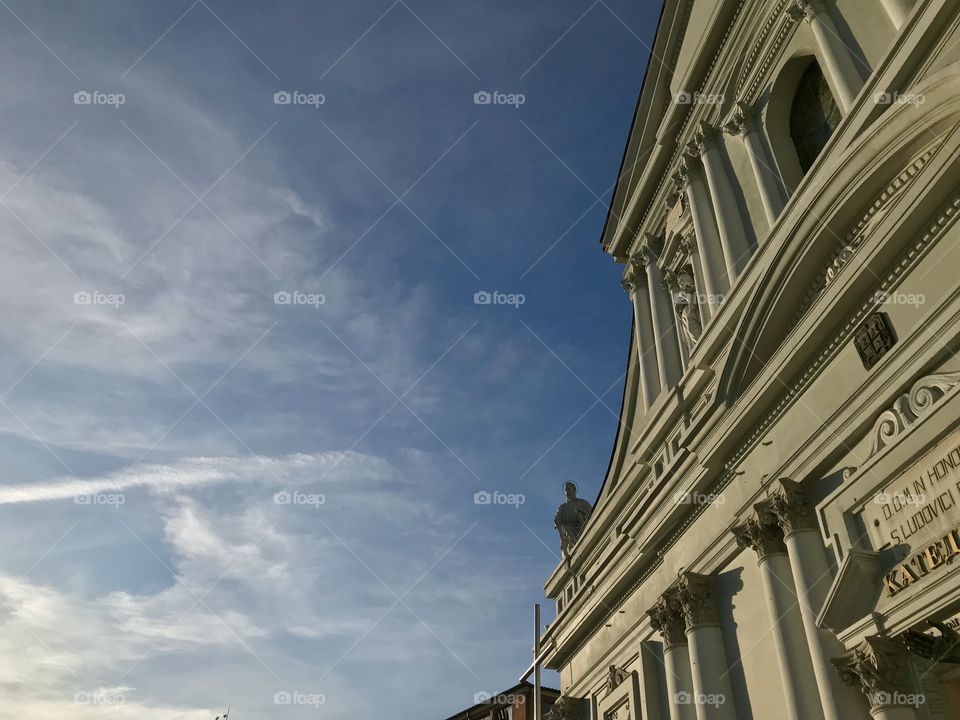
[832,636,915,710]
[675,572,719,629]
[635,234,664,267]
[693,121,722,152]
[724,100,760,137]
[787,0,818,22]
[732,514,787,561]
[767,479,818,536]
[621,268,648,294]
[647,588,687,647]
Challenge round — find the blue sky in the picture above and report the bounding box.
[0,1,654,717]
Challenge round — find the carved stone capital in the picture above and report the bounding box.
[832,636,915,709]
[767,479,817,536]
[693,122,721,152]
[676,572,719,629]
[724,100,760,136]
[647,589,687,647]
[787,0,816,22]
[732,514,787,561]
[635,234,664,267]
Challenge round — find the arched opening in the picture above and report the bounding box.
[789,61,842,174]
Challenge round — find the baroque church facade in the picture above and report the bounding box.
[541,1,960,719]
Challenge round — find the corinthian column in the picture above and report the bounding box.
[767,480,870,720]
[635,236,682,389]
[676,573,737,720]
[832,637,920,720]
[622,271,661,410]
[649,590,697,720]
[725,102,785,229]
[788,0,864,113]
[676,162,729,315]
[733,514,823,720]
[690,126,752,283]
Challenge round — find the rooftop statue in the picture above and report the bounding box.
[554,482,593,560]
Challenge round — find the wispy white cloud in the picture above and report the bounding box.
[0,451,389,505]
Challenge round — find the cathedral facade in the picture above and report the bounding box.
[541,1,960,719]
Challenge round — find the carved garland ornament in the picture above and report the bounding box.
[868,371,960,457]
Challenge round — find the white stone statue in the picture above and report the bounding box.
[674,271,702,349]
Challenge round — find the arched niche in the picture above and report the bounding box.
[766,54,835,196]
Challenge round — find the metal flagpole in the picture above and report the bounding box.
[534,603,542,720]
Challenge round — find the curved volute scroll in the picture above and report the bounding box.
[868,371,960,458]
